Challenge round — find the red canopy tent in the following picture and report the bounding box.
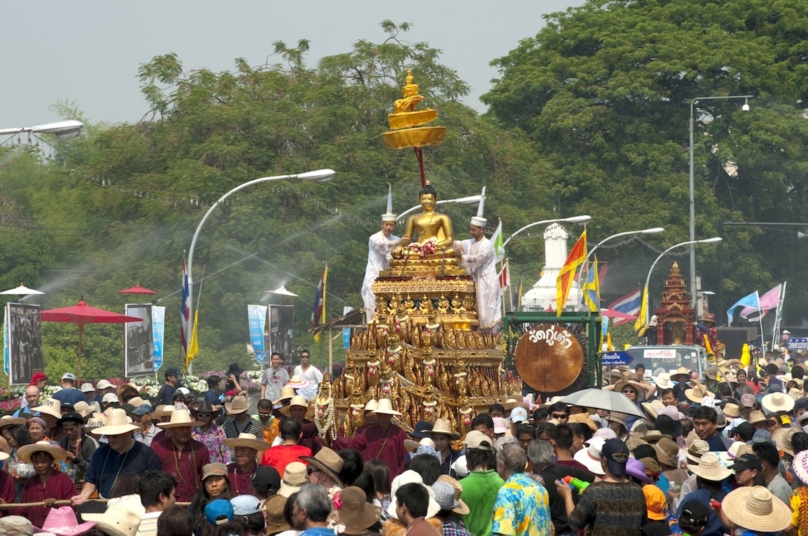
[40,299,142,382]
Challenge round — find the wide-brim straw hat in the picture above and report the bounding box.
[773,427,796,456]
[372,398,401,415]
[334,486,383,534]
[653,373,675,389]
[641,400,665,420]
[279,395,313,418]
[567,412,598,432]
[653,437,681,468]
[0,415,26,430]
[789,388,803,401]
[424,418,461,439]
[17,441,68,463]
[721,486,792,533]
[73,401,94,419]
[685,384,715,404]
[613,381,640,397]
[156,408,203,429]
[748,410,773,426]
[31,399,62,420]
[34,505,96,536]
[574,437,606,475]
[762,392,795,414]
[82,504,142,536]
[722,403,741,418]
[670,366,690,382]
[151,405,175,420]
[273,386,296,405]
[223,433,270,452]
[224,395,250,415]
[264,494,292,534]
[88,408,140,436]
[300,447,344,485]
[502,399,522,411]
[685,439,710,464]
[285,375,310,389]
[436,475,471,515]
[689,452,733,481]
[279,461,308,497]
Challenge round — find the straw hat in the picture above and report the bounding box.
[761,392,795,414]
[81,504,142,536]
[573,436,606,475]
[285,375,310,389]
[567,412,598,432]
[722,403,741,419]
[151,405,175,420]
[273,386,295,405]
[641,400,665,419]
[88,408,139,436]
[670,366,690,382]
[789,388,803,401]
[334,486,383,534]
[689,452,733,481]
[436,475,470,515]
[613,381,640,397]
[73,401,93,419]
[279,395,312,418]
[222,433,270,452]
[31,398,62,420]
[300,447,344,485]
[652,438,680,468]
[685,384,715,404]
[264,494,292,534]
[279,461,308,497]
[748,410,772,426]
[721,486,792,533]
[432,481,471,516]
[685,439,710,464]
[424,418,461,440]
[0,416,26,429]
[639,430,669,444]
[503,399,522,411]
[653,373,674,389]
[156,409,203,429]
[224,395,250,415]
[772,427,796,456]
[34,506,96,536]
[371,398,401,416]
[17,441,69,464]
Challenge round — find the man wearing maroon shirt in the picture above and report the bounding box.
[553,424,591,472]
[261,418,311,475]
[224,433,270,496]
[151,409,210,502]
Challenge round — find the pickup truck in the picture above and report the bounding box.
[623,345,708,381]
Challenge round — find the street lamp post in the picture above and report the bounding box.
[0,120,84,140]
[689,95,752,308]
[186,169,335,350]
[645,237,722,326]
[396,194,482,222]
[501,215,592,250]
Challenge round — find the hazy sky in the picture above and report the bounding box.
[1,1,585,130]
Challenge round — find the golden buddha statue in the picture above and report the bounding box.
[392,183,456,259]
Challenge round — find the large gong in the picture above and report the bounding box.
[514,323,585,392]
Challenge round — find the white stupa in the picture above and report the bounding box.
[520,223,582,312]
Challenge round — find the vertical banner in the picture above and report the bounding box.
[7,303,44,385]
[343,306,352,349]
[125,303,154,377]
[3,305,9,376]
[268,305,294,361]
[151,306,165,372]
[248,305,268,364]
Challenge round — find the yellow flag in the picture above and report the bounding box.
[607,332,614,352]
[634,285,648,332]
[740,343,751,368]
[185,309,199,370]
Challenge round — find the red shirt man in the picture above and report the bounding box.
[261,417,311,475]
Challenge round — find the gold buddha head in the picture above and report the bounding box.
[419,182,438,211]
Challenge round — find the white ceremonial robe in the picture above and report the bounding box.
[361,231,400,321]
[460,236,502,330]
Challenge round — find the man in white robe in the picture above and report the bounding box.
[456,218,502,332]
[362,216,400,322]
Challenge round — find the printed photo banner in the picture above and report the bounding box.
[7,303,44,385]
[125,303,154,377]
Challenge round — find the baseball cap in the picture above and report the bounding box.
[601,438,630,476]
[492,417,508,434]
[132,403,154,416]
[730,453,762,473]
[202,462,228,481]
[462,430,494,451]
[740,394,756,408]
[176,387,191,396]
[643,485,667,521]
[252,466,281,496]
[61,373,76,382]
[231,495,262,516]
[80,383,95,393]
[679,500,709,531]
[102,393,119,404]
[95,379,113,390]
[509,407,529,424]
[205,499,234,526]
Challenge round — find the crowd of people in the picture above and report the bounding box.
[2,352,808,536]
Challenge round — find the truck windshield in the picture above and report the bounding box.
[624,346,704,377]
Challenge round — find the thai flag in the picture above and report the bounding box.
[608,288,642,325]
[180,258,189,357]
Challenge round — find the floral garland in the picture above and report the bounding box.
[408,237,438,258]
[315,396,336,441]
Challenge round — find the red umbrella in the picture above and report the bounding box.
[118,284,157,302]
[41,299,142,383]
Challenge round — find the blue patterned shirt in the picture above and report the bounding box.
[492,472,552,536]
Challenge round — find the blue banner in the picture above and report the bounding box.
[601,351,634,366]
[343,306,352,349]
[152,306,165,371]
[248,305,268,363]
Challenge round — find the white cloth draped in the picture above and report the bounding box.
[460,237,502,330]
[361,230,399,321]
